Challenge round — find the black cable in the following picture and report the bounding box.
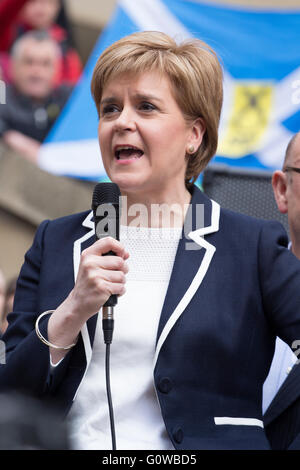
[105,343,116,450]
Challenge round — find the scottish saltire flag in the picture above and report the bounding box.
[38,0,300,181]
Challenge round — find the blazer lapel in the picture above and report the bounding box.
[153,186,220,369]
[73,210,97,366]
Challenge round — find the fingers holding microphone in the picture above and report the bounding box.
[47,237,128,365]
[68,236,129,322]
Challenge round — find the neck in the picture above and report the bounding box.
[291,236,300,260]
[289,224,300,258]
[120,185,192,228]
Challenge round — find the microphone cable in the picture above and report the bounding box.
[103,306,116,450]
[105,344,116,450]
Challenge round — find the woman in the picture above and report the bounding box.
[0,31,300,450]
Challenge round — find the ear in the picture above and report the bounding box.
[188,117,206,152]
[272,170,288,214]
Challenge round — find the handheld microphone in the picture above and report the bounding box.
[92,182,121,345]
[92,182,121,451]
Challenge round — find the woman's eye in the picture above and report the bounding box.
[101,104,119,115]
[139,102,156,112]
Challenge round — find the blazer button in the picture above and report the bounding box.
[173,427,184,444]
[158,377,173,394]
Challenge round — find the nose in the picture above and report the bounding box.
[114,106,136,132]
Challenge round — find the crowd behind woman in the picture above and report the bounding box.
[0,0,82,86]
[0,0,82,162]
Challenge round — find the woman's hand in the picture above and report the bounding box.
[47,237,129,364]
[68,236,129,321]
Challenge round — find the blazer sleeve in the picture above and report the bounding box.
[258,220,300,347]
[0,220,72,397]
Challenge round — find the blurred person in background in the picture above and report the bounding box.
[272,132,300,260]
[1,277,17,337]
[17,0,82,85]
[0,0,82,86]
[0,392,70,449]
[261,134,300,417]
[262,132,300,449]
[0,30,72,162]
[0,269,6,339]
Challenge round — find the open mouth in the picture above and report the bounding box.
[114,146,144,160]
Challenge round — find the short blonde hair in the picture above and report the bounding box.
[91,31,223,185]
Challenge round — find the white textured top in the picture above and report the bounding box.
[68,225,182,450]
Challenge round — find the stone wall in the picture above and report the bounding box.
[0,143,95,280]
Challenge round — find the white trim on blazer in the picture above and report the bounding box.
[72,211,95,401]
[153,200,220,369]
[214,417,264,428]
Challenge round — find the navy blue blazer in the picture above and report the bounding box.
[1,185,300,450]
[264,360,300,449]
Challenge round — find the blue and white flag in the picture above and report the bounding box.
[38,0,300,181]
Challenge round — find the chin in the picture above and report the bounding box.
[27,90,48,100]
[110,173,147,195]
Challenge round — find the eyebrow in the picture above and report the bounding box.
[100,96,117,107]
[100,93,163,107]
[135,93,163,102]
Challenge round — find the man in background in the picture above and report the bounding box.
[263,131,300,449]
[272,133,300,259]
[0,30,72,162]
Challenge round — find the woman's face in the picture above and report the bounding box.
[98,71,204,199]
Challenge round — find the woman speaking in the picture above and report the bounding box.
[0,31,300,450]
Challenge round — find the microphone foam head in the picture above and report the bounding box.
[92,182,121,208]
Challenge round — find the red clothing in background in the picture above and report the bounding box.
[0,0,29,51]
[0,0,82,85]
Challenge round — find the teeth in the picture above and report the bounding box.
[117,146,139,151]
[115,146,144,159]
